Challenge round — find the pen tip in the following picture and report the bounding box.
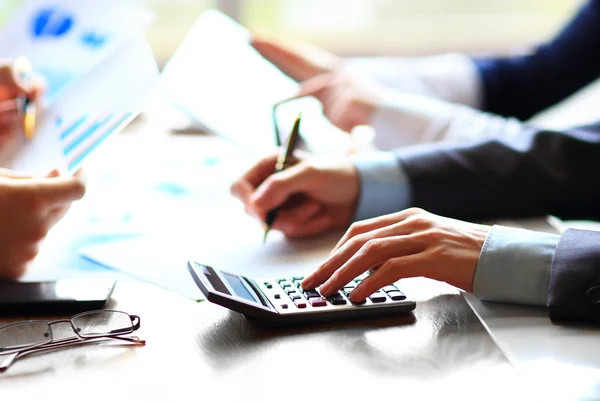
[262,227,270,244]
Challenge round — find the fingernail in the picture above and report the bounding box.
[301,277,313,289]
[349,290,358,300]
[319,282,331,295]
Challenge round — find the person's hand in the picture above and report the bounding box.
[252,36,386,133]
[301,208,492,301]
[251,35,342,82]
[231,152,359,238]
[0,168,86,279]
[293,71,386,133]
[0,61,44,143]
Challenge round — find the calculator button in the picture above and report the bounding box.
[291,276,304,281]
[304,290,321,299]
[294,281,303,288]
[264,282,273,289]
[343,283,356,290]
[351,298,366,305]
[274,294,281,299]
[294,300,307,308]
[277,278,287,283]
[309,297,327,307]
[369,294,387,303]
[382,285,398,293]
[286,289,298,295]
[290,295,302,301]
[280,283,292,289]
[354,278,363,283]
[281,304,288,309]
[387,291,406,301]
[328,294,347,306]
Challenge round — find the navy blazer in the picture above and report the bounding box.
[474,0,600,121]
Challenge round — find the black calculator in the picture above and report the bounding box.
[188,261,416,325]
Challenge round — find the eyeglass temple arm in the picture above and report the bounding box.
[0,335,145,373]
[0,353,17,373]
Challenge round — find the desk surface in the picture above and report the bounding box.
[0,280,528,401]
[0,98,588,401]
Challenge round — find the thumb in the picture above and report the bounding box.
[31,175,86,205]
[251,163,320,213]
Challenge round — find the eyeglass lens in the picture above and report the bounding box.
[71,310,134,338]
[0,321,51,353]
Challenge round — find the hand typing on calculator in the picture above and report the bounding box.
[188,263,416,325]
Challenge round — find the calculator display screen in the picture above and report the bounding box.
[222,272,259,304]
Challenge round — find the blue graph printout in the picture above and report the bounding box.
[58,113,133,172]
[0,0,153,102]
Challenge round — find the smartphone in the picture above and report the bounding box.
[0,279,116,316]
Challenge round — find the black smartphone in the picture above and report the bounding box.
[0,279,116,316]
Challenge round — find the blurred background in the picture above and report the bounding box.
[0,0,585,66]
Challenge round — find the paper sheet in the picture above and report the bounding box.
[0,0,153,102]
[160,9,355,156]
[78,196,342,301]
[0,37,159,175]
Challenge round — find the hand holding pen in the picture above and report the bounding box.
[231,121,360,241]
[263,113,302,243]
[0,57,42,140]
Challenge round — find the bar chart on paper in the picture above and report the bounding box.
[57,112,133,172]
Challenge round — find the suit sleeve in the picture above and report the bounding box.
[473,0,600,120]
[548,229,600,323]
[395,122,600,222]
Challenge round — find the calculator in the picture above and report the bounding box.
[188,261,416,325]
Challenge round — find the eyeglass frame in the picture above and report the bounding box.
[0,309,143,357]
[272,95,308,147]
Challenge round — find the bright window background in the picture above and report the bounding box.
[0,0,585,64]
[242,0,584,56]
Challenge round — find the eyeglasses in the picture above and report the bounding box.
[0,309,144,373]
[272,96,307,147]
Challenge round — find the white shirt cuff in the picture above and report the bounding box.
[473,225,560,306]
[369,90,524,150]
[351,151,411,221]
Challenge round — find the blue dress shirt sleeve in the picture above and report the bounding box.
[351,152,561,307]
[351,152,411,221]
[474,225,560,306]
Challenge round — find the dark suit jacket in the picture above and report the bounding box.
[396,0,600,324]
[396,125,600,323]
